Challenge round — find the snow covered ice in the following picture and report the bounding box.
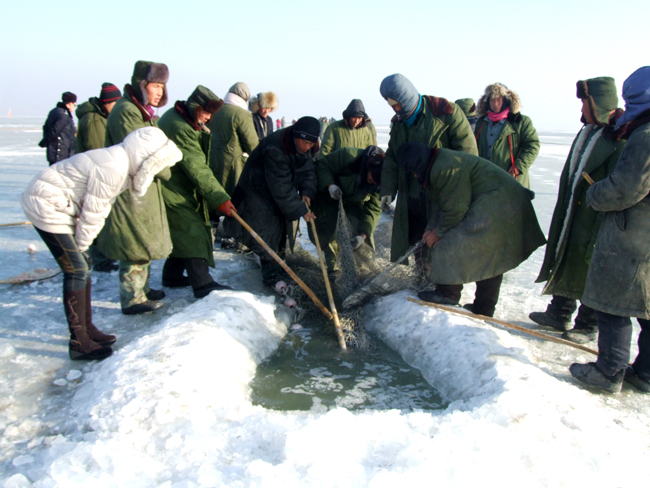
[1,119,649,487]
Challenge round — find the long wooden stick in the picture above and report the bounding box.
[407,297,598,356]
[231,210,334,321]
[307,205,347,350]
[0,221,31,228]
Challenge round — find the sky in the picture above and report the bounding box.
[0,0,648,130]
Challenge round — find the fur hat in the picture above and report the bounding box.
[131,60,169,107]
[61,92,77,104]
[576,77,618,126]
[455,98,477,118]
[477,83,520,116]
[292,116,320,143]
[228,82,251,102]
[186,85,224,119]
[248,92,278,113]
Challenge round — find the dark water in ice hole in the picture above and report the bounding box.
[250,316,447,412]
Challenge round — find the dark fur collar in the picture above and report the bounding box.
[601,109,627,142]
[125,84,152,122]
[423,96,453,116]
[507,111,522,123]
[622,110,650,140]
[174,101,201,131]
[280,127,320,156]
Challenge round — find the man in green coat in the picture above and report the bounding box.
[158,86,235,299]
[397,142,546,317]
[379,73,478,300]
[96,60,172,315]
[474,83,540,189]
[208,82,259,197]
[308,146,384,273]
[319,99,377,156]
[75,82,122,273]
[531,77,626,343]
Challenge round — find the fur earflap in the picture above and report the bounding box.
[131,139,182,197]
[249,92,279,113]
[147,63,169,84]
[204,98,224,115]
[477,83,521,116]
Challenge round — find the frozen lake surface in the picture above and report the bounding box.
[1,118,648,487]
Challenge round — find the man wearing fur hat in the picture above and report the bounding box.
[75,83,121,153]
[158,86,237,298]
[379,73,477,300]
[455,98,478,132]
[40,92,77,165]
[531,77,626,344]
[224,116,319,285]
[320,99,378,157]
[96,60,173,315]
[474,83,540,189]
[249,92,278,141]
[209,82,259,197]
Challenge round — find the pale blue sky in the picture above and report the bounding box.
[1,0,647,130]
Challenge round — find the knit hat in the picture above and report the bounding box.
[576,77,618,125]
[477,83,520,116]
[342,99,368,120]
[131,60,169,107]
[249,92,278,113]
[396,141,433,185]
[99,83,121,103]
[61,92,77,104]
[292,116,320,143]
[455,98,477,118]
[361,145,384,185]
[186,85,224,118]
[228,82,251,102]
[614,66,650,129]
[379,74,420,121]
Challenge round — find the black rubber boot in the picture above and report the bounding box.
[569,362,623,394]
[146,288,166,301]
[624,365,650,394]
[65,289,112,360]
[122,301,163,315]
[193,281,233,299]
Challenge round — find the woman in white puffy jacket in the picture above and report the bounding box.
[21,127,182,360]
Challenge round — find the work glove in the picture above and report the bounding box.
[217,200,236,217]
[328,185,343,200]
[381,195,393,213]
[351,235,365,250]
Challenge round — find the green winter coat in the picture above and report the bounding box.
[320,119,376,156]
[474,113,540,188]
[208,104,259,196]
[75,98,108,153]
[381,97,478,262]
[310,147,382,267]
[536,125,626,299]
[158,104,230,266]
[96,89,173,262]
[424,149,546,284]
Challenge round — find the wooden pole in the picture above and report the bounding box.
[307,205,347,350]
[0,221,31,228]
[230,210,334,321]
[407,297,599,356]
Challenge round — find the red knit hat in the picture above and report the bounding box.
[99,83,121,103]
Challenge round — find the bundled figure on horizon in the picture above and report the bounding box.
[308,145,384,276]
[40,92,77,165]
[158,85,235,298]
[474,83,540,188]
[397,142,546,317]
[531,77,626,344]
[319,99,378,156]
[224,117,319,285]
[20,127,181,360]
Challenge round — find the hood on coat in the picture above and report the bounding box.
[122,127,182,197]
[577,77,619,126]
[186,85,223,120]
[455,98,477,118]
[75,98,106,120]
[249,92,278,113]
[615,66,650,129]
[228,82,251,102]
[355,145,384,192]
[379,74,420,121]
[131,60,169,108]
[477,83,521,116]
[342,99,369,121]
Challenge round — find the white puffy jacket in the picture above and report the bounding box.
[21,127,182,251]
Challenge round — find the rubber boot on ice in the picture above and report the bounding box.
[569,362,623,394]
[65,288,112,361]
[85,280,116,346]
[624,366,650,394]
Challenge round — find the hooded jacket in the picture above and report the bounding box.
[21,127,181,252]
[75,98,108,153]
[320,99,376,156]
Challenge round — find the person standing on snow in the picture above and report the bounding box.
[379,73,477,299]
[224,116,319,285]
[158,85,235,298]
[474,83,540,189]
[249,91,278,141]
[455,98,478,132]
[319,99,377,156]
[570,66,650,395]
[397,142,546,317]
[40,92,77,165]
[21,127,181,360]
[530,77,626,344]
[96,60,173,315]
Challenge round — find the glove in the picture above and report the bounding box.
[350,235,365,250]
[328,185,343,200]
[217,200,236,217]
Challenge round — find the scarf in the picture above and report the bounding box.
[404,96,423,127]
[223,92,248,110]
[487,107,510,122]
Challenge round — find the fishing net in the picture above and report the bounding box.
[277,199,433,349]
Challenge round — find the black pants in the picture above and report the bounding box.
[596,311,650,379]
[437,275,503,317]
[36,227,91,292]
[548,295,597,329]
[163,257,213,290]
